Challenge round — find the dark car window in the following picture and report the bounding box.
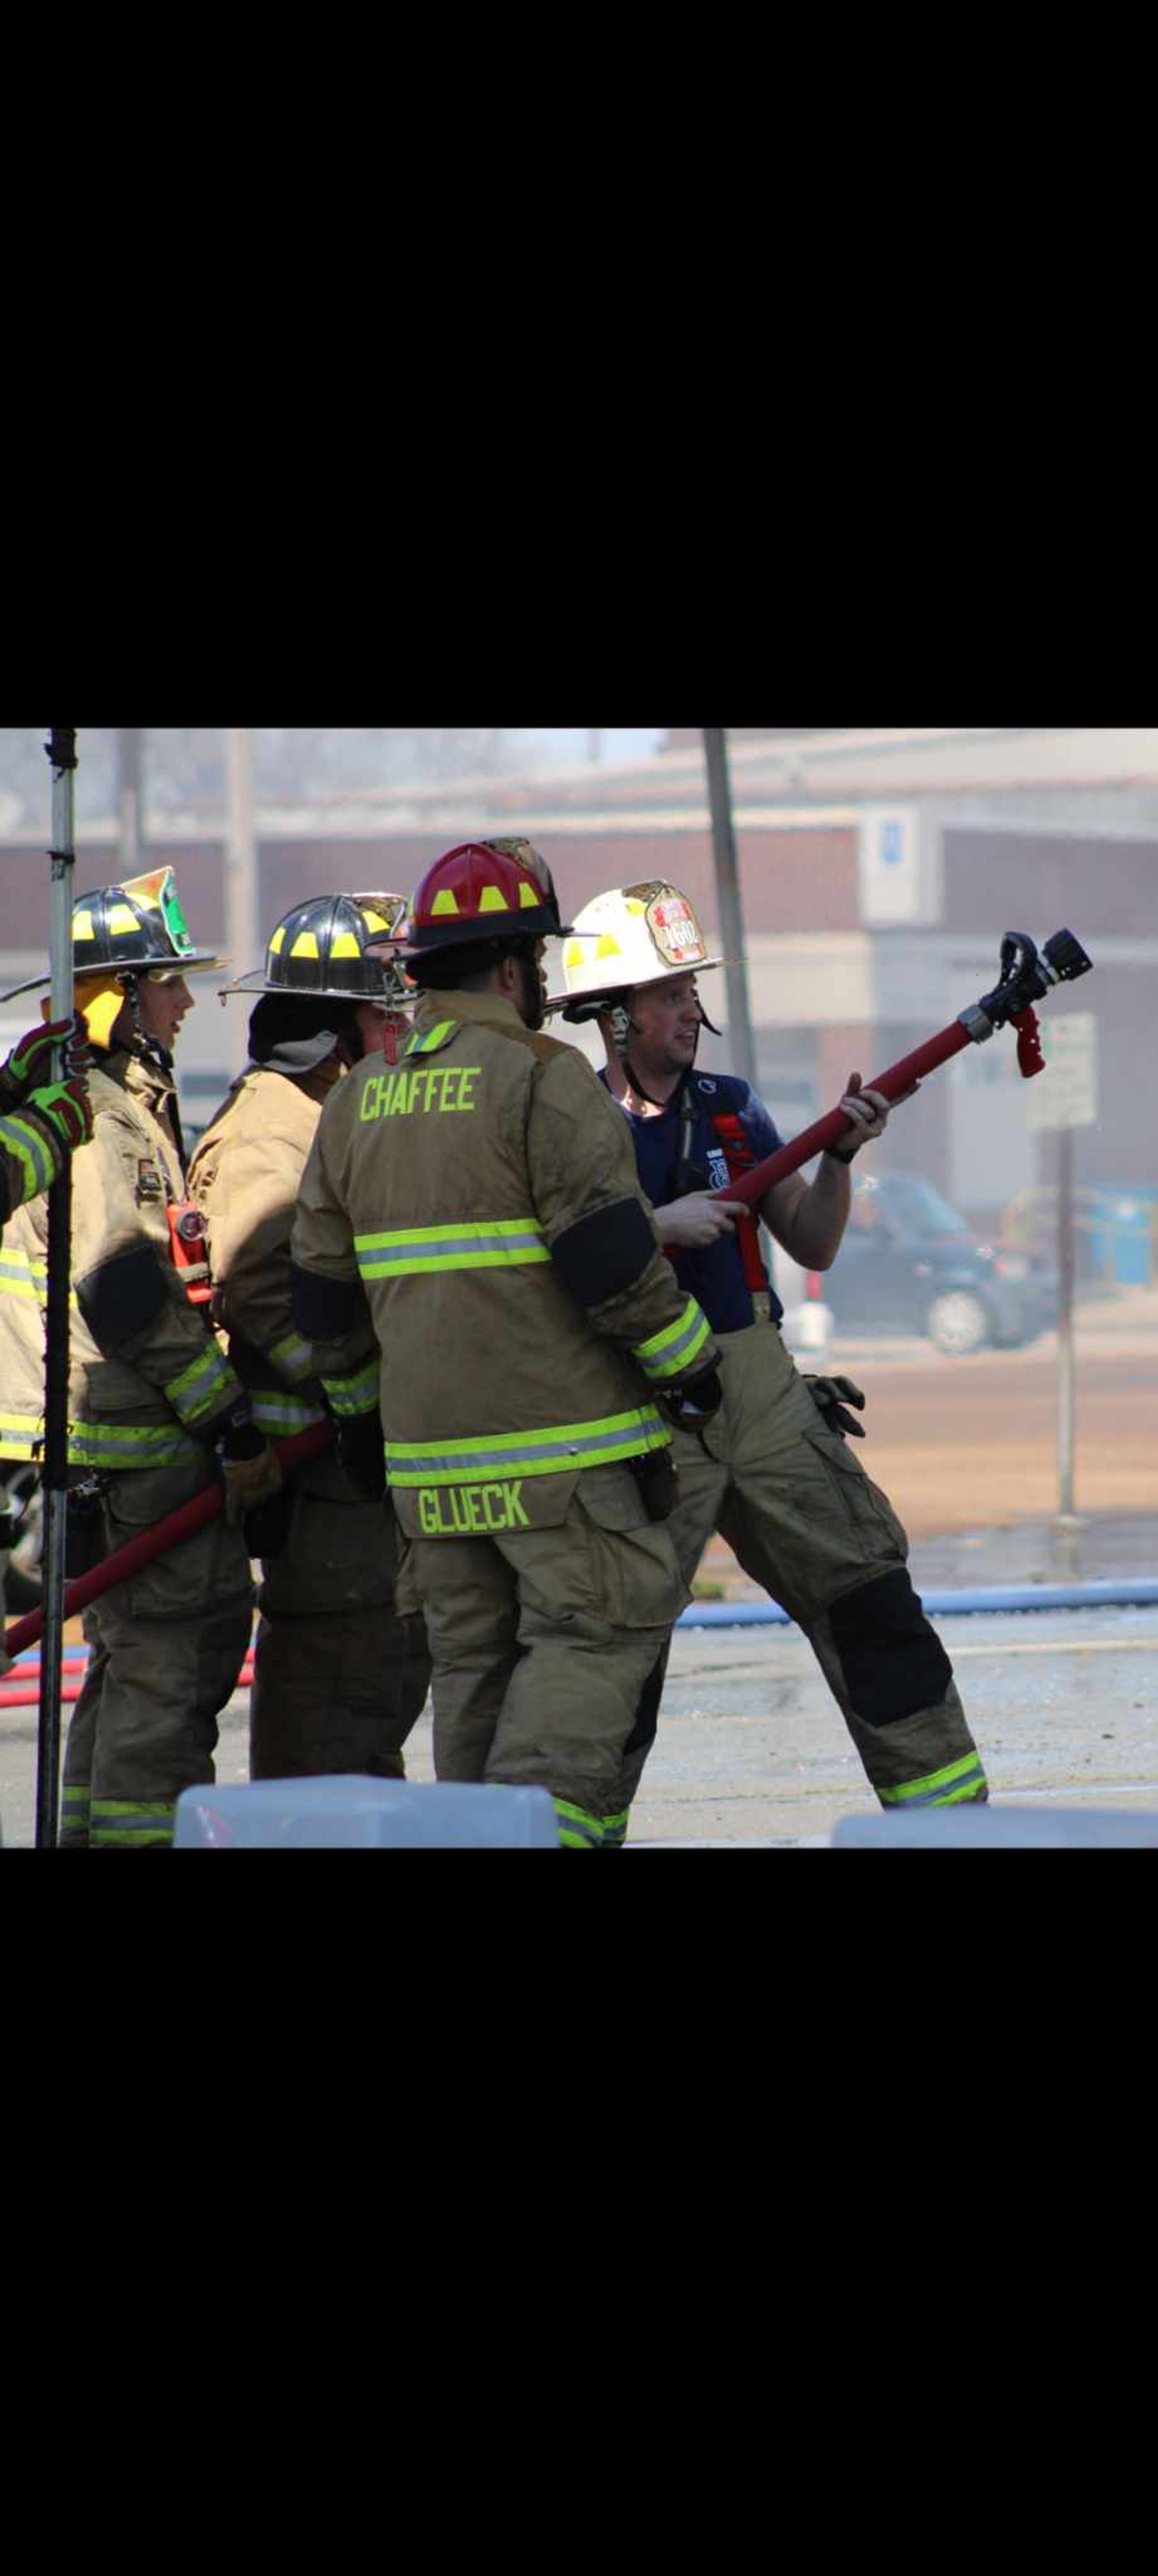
[856,1176,970,1238]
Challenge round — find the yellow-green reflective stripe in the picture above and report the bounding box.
[880,1752,989,1807]
[251,1392,326,1433]
[268,1332,315,1382]
[602,1809,630,1848]
[0,1257,76,1308]
[68,1424,197,1467]
[0,1419,41,1457]
[0,1114,56,1201]
[163,1344,236,1424]
[90,1799,176,1848]
[634,1297,712,1380]
[386,1408,668,1485]
[355,1219,549,1278]
[404,1021,454,1056]
[320,1364,378,1418]
[553,1798,603,1849]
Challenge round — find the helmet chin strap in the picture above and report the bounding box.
[121,973,174,1076]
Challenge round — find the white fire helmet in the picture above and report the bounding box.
[547,881,725,1023]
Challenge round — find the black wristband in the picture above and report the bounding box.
[824,1142,859,1167]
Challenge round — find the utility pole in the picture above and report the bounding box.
[37,728,78,1848]
[117,727,144,877]
[224,728,259,1073]
[587,729,602,764]
[1057,1124,1077,1521]
[702,726,757,1091]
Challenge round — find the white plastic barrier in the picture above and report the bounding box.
[173,1777,560,1849]
[832,1806,1158,1850]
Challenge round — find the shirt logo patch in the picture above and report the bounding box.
[706,1148,730,1190]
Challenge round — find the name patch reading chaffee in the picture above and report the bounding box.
[360,1065,481,1120]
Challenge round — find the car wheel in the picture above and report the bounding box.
[1,1465,44,1613]
[926,1290,993,1356]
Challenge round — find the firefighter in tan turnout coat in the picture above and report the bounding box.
[0,868,280,1846]
[290,840,724,1849]
[189,893,431,1780]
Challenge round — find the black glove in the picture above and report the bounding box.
[804,1374,866,1440]
[335,1410,387,1499]
[659,1360,723,1431]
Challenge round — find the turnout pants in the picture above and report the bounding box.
[60,1452,254,1849]
[249,1455,430,1780]
[666,1322,987,1810]
[408,1468,687,1848]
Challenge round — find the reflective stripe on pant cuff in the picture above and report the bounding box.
[601,1809,630,1849]
[552,1797,604,1850]
[59,1786,91,1847]
[90,1799,177,1849]
[878,1753,989,1809]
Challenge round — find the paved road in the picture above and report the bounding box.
[4,1602,1156,1848]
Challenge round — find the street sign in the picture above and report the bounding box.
[1024,1011,1098,1132]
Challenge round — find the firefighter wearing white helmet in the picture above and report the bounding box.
[290,840,724,1850]
[552,881,990,1817]
[188,893,431,1784]
[0,866,280,1846]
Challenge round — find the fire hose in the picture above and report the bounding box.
[708,928,1093,1208]
[2,1419,333,1665]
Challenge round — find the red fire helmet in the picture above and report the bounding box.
[402,839,574,954]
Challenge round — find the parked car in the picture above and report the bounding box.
[822,1170,1058,1355]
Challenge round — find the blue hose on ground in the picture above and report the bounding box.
[13,1576,1158,1667]
[678,1578,1158,1627]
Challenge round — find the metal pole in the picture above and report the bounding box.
[117,727,143,878]
[1057,1124,1077,1521]
[36,728,77,1848]
[703,728,757,1092]
[224,728,258,1076]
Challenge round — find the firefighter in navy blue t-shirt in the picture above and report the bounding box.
[550,881,989,1818]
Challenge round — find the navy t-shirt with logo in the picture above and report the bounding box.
[603,1070,786,1334]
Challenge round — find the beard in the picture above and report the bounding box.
[515,949,546,1031]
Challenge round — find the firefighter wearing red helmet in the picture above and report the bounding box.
[290,839,723,1849]
[188,894,431,1783]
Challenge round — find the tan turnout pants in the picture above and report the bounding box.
[408,1466,687,1847]
[665,1322,987,1810]
[60,1451,255,1848]
[250,1453,430,1780]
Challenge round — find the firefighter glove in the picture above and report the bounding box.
[804,1373,867,1439]
[27,1077,95,1154]
[216,1401,283,1526]
[0,1015,86,1102]
[658,1359,724,1431]
[335,1411,387,1500]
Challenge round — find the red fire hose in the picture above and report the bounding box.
[710,927,1090,1210]
[3,1419,333,1663]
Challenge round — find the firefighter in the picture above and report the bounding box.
[0,1013,94,1670]
[0,867,281,1846]
[289,839,724,1849]
[550,879,989,1816]
[188,892,432,1781]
